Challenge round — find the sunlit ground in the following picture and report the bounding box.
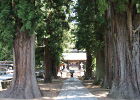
[82,82,111,99]
[0,78,133,100]
[0,79,63,100]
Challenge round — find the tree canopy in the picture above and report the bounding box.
[0,0,140,99]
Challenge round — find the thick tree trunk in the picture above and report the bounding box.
[85,50,93,79]
[44,9,53,82]
[51,58,58,79]
[109,3,140,99]
[44,41,58,82]
[95,48,105,85]
[0,29,42,99]
[44,39,52,83]
[104,3,113,89]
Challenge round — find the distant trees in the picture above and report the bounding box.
[0,42,13,61]
[74,0,106,80]
[74,0,96,79]
[36,0,72,82]
[93,0,106,84]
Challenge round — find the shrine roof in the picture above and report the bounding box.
[62,53,87,61]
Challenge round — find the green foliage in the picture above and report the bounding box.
[0,1,15,35]
[109,0,140,13]
[74,0,95,50]
[0,1,14,60]
[98,0,108,15]
[15,0,38,33]
[0,0,41,61]
[108,0,127,12]
[117,0,127,12]
[35,0,73,66]
[0,43,13,61]
[0,0,40,35]
[73,0,105,56]
[136,4,140,13]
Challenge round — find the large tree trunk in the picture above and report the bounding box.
[44,39,52,83]
[104,3,113,89]
[85,50,93,79]
[0,29,42,99]
[51,58,58,79]
[95,48,105,85]
[44,9,53,82]
[108,2,140,99]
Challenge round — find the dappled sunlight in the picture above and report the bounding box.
[56,96,67,100]
[88,85,100,88]
[57,77,98,100]
[56,94,98,100]
[38,81,63,91]
[42,96,57,100]
[0,88,7,93]
[38,83,46,86]
[81,80,114,99]
[93,91,109,98]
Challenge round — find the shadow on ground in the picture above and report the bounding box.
[0,78,129,100]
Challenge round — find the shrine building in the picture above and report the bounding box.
[58,53,87,77]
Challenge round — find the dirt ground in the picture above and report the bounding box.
[0,78,127,100]
[82,80,140,100]
[38,78,66,100]
[0,78,65,100]
[81,80,116,100]
[40,78,117,100]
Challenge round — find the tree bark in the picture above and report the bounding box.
[0,29,42,99]
[95,48,105,85]
[51,58,58,79]
[44,38,52,83]
[108,2,140,99]
[44,41,58,82]
[104,2,113,89]
[85,50,93,79]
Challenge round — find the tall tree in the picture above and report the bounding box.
[93,0,106,84]
[36,0,71,82]
[74,0,95,79]
[96,0,113,88]
[104,2,113,88]
[74,0,106,80]
[108,0,140,99]
[0,0,42,99]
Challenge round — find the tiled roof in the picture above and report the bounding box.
[62,53,87,60]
